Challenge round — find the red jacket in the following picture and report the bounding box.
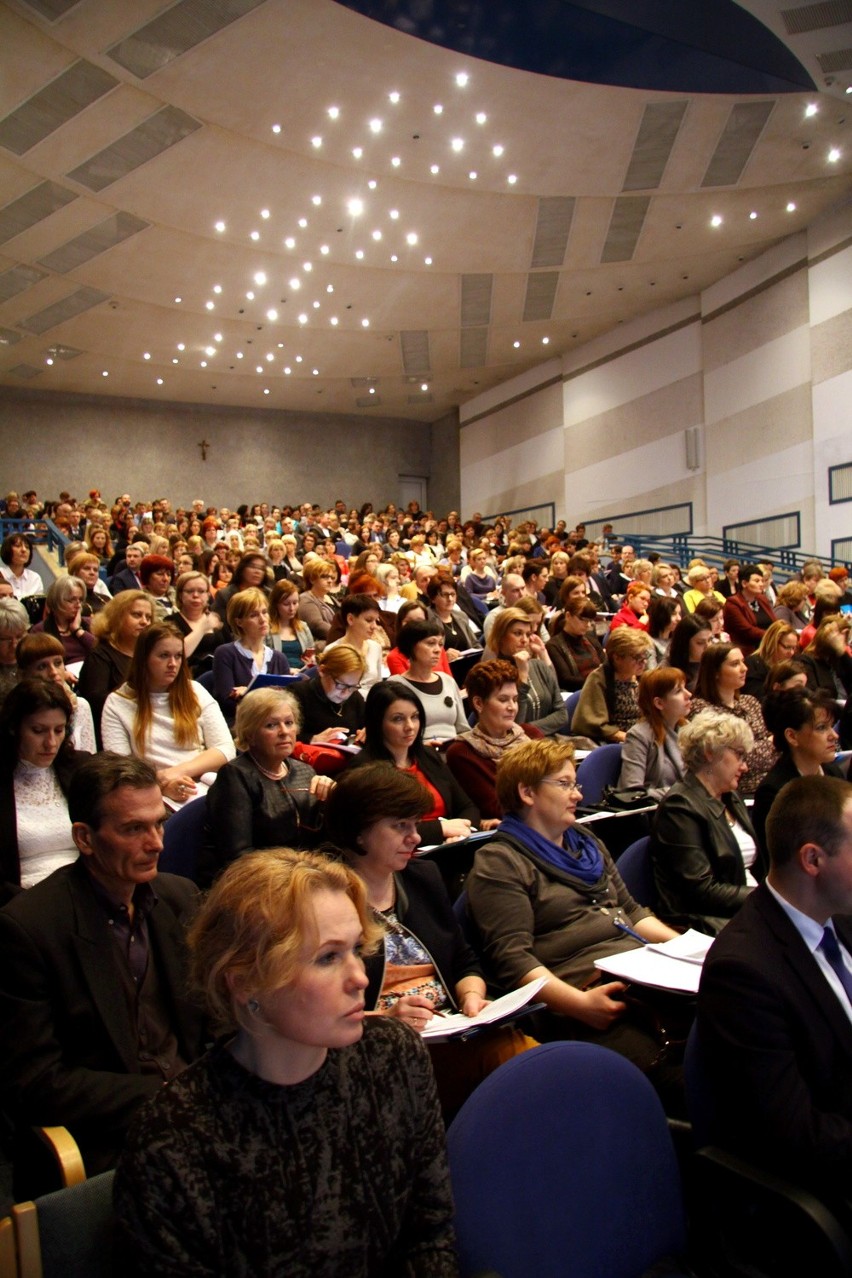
[723,592,777,656]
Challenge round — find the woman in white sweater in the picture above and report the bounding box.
[102,622,234,806]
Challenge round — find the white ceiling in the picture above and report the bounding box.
[0,0,849,422]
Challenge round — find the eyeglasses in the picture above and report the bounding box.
[331,678,362,693]
[541,778,583,794]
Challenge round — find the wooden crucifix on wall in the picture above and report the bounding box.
[198,438,210,461]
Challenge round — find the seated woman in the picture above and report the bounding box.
[753,688,844,864]
[199,688,334,887]
[30,575,94,665]
[167,571,225,678]
[645,596,681,668]
[16,633,96,752]
[466,738,679,1102]
[717,558,741,599]
[212,588,291,727]
[387,600,452,676]
[682,564,725,614]
[797,587,844,651]
[773,580,810,633]
[0,598,29,709]
[103,622,235,807]
[212,551,271,631]
[545,597,604,691]
[665,613,711,684]
[84,523,113,565]
[138,554,175,621]
[692,596,728,645]
[800,615,852,701]
[114,849,456,1275]
[765,657,808,695]
[0,678,89,901]
[76,590,153,744]
[459,546,498,616]
[0,533,43,601]
[68,551,111,616]
[394,619,468,744]
[572,627,653,743]
[325,765,531,1118]
[489,607,567,737]
[376,562,405,614]
[288,643,367,744]
[689,644,777,795]
[609,582,651,633]
[323,593,387,692]
[353,681,477,843]
[619,667,689,801]
[266,578,315,671]
[742,620,799,700]
[447,660,542,821]
[426,573,481,660]
[651,710,757,935]
[297,560,337,644]
[209,558,233,596]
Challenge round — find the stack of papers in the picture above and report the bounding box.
[594,929,714,994]
[421,977,547,1041]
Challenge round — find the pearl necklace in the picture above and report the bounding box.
[249,752,287,781]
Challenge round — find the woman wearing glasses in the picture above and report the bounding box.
[297,561,338,643]
[198,689,334,887]
[288,645,367,744]
[468,738,679,1099]
[572,627,653,743]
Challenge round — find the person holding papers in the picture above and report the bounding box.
[326,764,533,1118]
[102,622,234,807]
[651,710,758,936]
[467,738,679,1103]
[211,588,291,726]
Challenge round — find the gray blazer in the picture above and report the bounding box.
[619,720,685,800]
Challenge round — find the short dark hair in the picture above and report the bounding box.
[362,680,425,757]
[1,533,33,568]
[323,762,432,853]
[68,752,159,828]
[339,593,381,625]
[395,617,443,659]
[739,563,763,585]
[0,678,73,772]
[766,775,852,869]
[762,688,836,752]
[521,559,549,583]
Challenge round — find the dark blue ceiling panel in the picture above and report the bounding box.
[334,0,816,94]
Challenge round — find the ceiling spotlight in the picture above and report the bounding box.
[786,201,797,212]
[476,112,487,124]
[330,316,339,325]
[326,284,334,293]
[143,352,151,360]
[424,256,432,265]
[348,198,364,216]
[711,214,723,227]
[250,230,260,240]
[312,368,319,376]
[264,388,270,395]
[284,366,291,374]
[200,360,207,368]
[266,352,274,361]
[372,229,382,240]
[406,231,418,245]
[156,378,163,385]
[285,236,296,248]
[214,333,222,341]
[368,179,377,189]
[542,337,550,345]
[303,262,312,271]
[236,352,244,359]
[312,194,322,205]
[468,171,477,180]
[492,144,504,157]
[749,211,757,220]
[369,118,383,133]
[361,318,370,327]
[355,249,364,259]
[391,254,398,262]
[369,387,376,394]
[214,220,225,232]
[352,146,363,159]
[311,136,322,148]
[328,105,340,119]
[260,209,270,220]
[320,244,330,254]
[271,124,281,134]
[430,164,440,175]
[177,343,185,351]
[266,310,278,321]
[246,291,255,300]
[451,137,464,152]
[805,103,818,117]
[434,104,443,115]
[828,147,841,163]
[391,156,401,167]
[455,72,469,87]
[289,278,301,289]
[421,382,429,391]
[389,91,400,103]
[507,173,517,184]
[298,218,308,228]
[205,346,216,356]
[296,355,303,362]
[172,358,178,364]
[513,340,520,348]
[205,300,215,310]
[254,271,267,285]
[174,296,182,303]
[45,357,53,365]
[312,300,320,309]
[213,284,222,294]
[298,313,308,324]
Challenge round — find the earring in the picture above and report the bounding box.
[247,998,260,1014]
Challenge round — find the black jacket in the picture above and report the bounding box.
[350,748,478,846]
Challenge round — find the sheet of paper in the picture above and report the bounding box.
[421,977,548,1039]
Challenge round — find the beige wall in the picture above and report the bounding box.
[460,195,851,558]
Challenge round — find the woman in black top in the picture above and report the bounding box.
[288,645,367,743]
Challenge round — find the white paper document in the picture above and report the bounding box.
[420,977,548,1040]
[593,929,713,994]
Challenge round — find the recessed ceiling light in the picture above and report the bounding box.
[507,173,517,184]
[289,278,301,289]
[214,333,222,341]
[205,345,216,356]
[327,284,334,293]
[285,236,296,248]
[172,358,178,365]
[361,318,370,327]
[264,388,270,395]
[277,343,283,348]
[456,72,469,87]
[266,352,274,361]
[749,211,757,220]
[451,137,464,152]
[406,231,418,245]
[492,144,504,157]
[805,103,818,117]
[330,316,339,325]
[372,229,382,240]
[320,244,330,254]
[298,218,308,229]
[312,194,322,206]
[369,118,383,133]
[266,310,278,321]
[391,156,401,167]
[200,360,207,368]
[250,230,260,241]
[177,343,185,351]
[328,105,340,119]
[368,179,377,190]
[303,262,312,271]
[468,171,477,180]
[312,368,319,376]
[284,366,291,374]
[711,214,723,227]
[513,340,520,348]
[389,208,399,219]
[174,296,182,303]
[352,146,363,159]
[391,254,398,262]
[369,387,376,394]
[45,357,53,365]
[236,351,244,359]
[246,291,255,300]
[205,300,215,310]
[434,104,443,115]
[298,314,308,324]
[213,284,222,294]
[296,355,303,362]
[260,209,270,220]
[254,271,267,286]
[430,164,440,175]
[828,147,841,163]
[542,336,549,345]
[846,86,852,94]
[143,352,151,360]
[214,220,225,233]
[348,198,364,216]
[421,382,429,391]
[786,201,797,212]
[312,301,320,309]
[311,136,322,148]
[389,91,400,103]
[424,256,432,265]
[156,377,163,385]
[272,124,281,134]
[355,249,364,259]
[475,112,487,124]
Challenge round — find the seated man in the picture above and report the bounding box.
[697,774,852,1218]
[0,753,206,1175]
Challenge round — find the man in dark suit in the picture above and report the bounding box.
[697,774,852,1215]
[0,754,206,1175]
[108,540,146,594]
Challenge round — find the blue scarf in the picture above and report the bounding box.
[498,813,604,885]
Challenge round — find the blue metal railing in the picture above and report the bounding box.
[614,532,849,579]
[0,517,70,566]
